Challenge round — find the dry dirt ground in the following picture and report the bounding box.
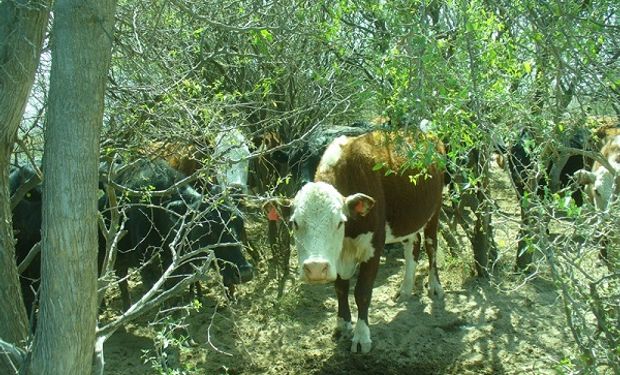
[104,163,585,375]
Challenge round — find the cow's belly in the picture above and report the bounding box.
[385,218,430,244]
[385,224,419,244]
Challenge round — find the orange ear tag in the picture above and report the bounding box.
[267,206,280,221]
[355,200,365,214]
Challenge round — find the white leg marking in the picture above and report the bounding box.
[427,249,444,299]
[428,270,444,298]
[336,317,353,333]
[351,320,372,353]
[397,242,417,301]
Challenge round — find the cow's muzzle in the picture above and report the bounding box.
[302,260,333,283]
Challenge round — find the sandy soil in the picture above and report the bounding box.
[103,163,583,375]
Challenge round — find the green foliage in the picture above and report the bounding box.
[99,1,619,371]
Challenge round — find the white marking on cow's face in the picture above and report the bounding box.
[351,320,372,353]
[592,168,616,210]
[291,182,347,283]
[591,142,620,211]
[317,135,349,175]
[339,233,374,280]
[214,129,250,190]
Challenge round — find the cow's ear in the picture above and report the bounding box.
[262,198,292,222]
[344,193,375,217]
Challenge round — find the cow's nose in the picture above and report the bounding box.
[303,260,329,282]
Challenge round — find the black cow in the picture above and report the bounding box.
[104,158,253,309]
[10,164,43,317]
[506,128,590,269]
[10,159,253,314]
[288,123,373,186]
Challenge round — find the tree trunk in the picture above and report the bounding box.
[25,1,116,374]
[0,1,51,372]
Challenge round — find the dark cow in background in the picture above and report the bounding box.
[101,158,254,309]
[271,130,445,353]
[10,158,253,315]
[287,123,373,185]
[10,164,43,316]
[250,122,373,192]
[507,128,590,206]
[505,127,591,269]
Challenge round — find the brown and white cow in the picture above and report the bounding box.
[273,130,445,353]
[575,134,620,263]
[575,134,620,210]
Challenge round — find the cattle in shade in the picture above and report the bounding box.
[213,127,251,193]
[574,134,620,263]
[146,128,251,194]
[249,123,372,194]
[258,124,372,281]
[103,158,254,309]
[270,130,445,353]
[9,164,43,316]
[505,127,591,269]
[287,123,373,185]
[507,128,589,206]
[10,159,254,314]
[575,134,620,210]
[248,131,290,195]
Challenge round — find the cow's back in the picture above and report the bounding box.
[315,131,445,238]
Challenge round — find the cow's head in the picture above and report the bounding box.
[268,182,374,284]
[574,138,620,210]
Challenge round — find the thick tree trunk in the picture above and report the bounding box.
[0,2,51,372]
[25,1,116,374]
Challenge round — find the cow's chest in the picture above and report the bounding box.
[337,232,375,280]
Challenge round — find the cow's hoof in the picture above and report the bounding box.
[351,320,371,353]
[392,291,401,302]
[393,290,411,303]
[335,318,353,338]
[428,283,444,299]
[351,340,372,354]
[396,281,414,302]
[427,276,444,299]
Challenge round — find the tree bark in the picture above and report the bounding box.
[25,1,116,374]
[0,2,51,372]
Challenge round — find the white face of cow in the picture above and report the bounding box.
[214,129,250,191]
[592,137,620,210]
[291,182,348,283]
[592,168,615,210]
[290,182,375,283]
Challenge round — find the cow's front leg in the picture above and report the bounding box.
[352,254,381,353]
[395,233,421,301]
[424,213,444,299]
[335,276,352,335]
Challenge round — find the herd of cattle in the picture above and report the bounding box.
[9,119,619,352]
